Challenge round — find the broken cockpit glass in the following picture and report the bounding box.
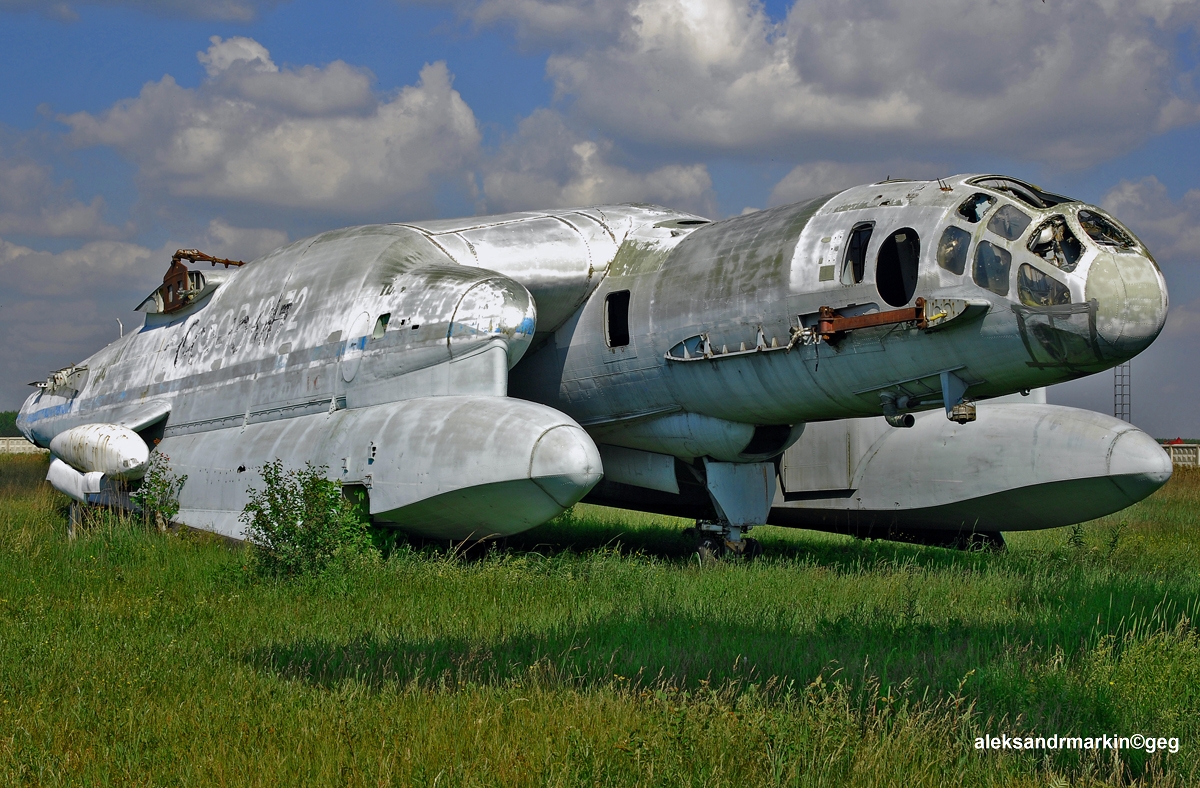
[937,225,971,275]
[957,193,996,223]
[1018,264,1071,307]
[986,204,1032,241]
[968,177,1072,209]
[973,241,1011,296]
[1027,215,1083,272]
[1077,210,1136,251]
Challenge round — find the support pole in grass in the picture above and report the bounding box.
[67,501,80,540]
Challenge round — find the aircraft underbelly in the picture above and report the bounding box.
[769,473,1164,534]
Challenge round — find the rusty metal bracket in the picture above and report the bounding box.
[152,249,246,314]
[817,297,927,343]
[172,249,246,268]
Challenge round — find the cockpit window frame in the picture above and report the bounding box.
[973,240,1012,297]
[968,176,1074,209]
[1017,263,1072,307]
[1076,209,1138,252]
[986,204,1034,242]
[1028,215,1084,273]
[936,225,973,276]
[956,193,996,224]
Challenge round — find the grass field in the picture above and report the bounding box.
[1,453,1198,786]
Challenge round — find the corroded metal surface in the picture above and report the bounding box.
[48,423,148,480]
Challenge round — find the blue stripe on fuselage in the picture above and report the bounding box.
[21,401,74,424]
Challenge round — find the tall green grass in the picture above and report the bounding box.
[1,452,1198,786]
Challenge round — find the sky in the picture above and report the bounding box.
[0,0,1197,436]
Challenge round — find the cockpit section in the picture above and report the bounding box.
[946,188,1082,308]
[939,176,1164,369]
[794,173,1167,385]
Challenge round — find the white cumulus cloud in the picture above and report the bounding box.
[446,0,1200,166]
[62,37,482,219]
[0,151,129,239]
[480,109,715,215]
[1102,176,1200,266]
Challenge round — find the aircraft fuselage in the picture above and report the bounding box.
[17,174,1171,541]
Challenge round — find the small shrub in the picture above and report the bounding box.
[240,460,375,578]
[130,453,186,530]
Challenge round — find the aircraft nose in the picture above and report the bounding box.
[1085,250,1169,360]
[530,425,604,508]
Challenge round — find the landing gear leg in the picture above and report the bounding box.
[693,521,762,562]
[684,458,775,563]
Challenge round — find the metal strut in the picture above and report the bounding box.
[171,249,246,268]
[817,297,927,343]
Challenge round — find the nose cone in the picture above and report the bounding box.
[1085,251,1169,360]
[1107,428,1173,503]
[530,425,604,508]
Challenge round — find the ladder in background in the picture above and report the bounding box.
[1114,362,1131,423]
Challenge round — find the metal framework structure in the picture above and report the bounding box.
[1114,361,1131,422]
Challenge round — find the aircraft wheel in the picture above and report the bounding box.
[696,535,726,564]
[741,537,763,561]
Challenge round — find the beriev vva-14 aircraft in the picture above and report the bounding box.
[18,174,1173,553]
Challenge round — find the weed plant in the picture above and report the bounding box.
[128,452,186,530]
[241,460,375,578]
[0,452,1198,786]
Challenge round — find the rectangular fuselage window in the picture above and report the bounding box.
[605,290,631,348]
[842,222,874,285]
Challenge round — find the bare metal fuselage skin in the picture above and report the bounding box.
[17,175,1172,540]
